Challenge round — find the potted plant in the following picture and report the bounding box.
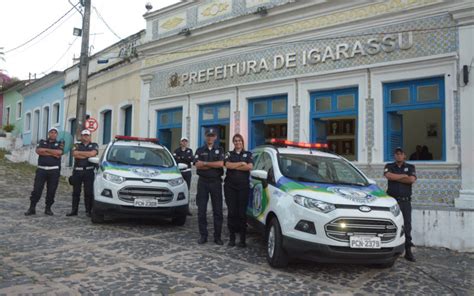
[3,124,15,138]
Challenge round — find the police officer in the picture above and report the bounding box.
[384,147,417,262]
[66,129,99,217]
[174,137,194,216]
[224,134,253,247]
[194,128,224,245]
[24,127,63,216]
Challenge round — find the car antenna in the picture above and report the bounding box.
[302,129,313,154]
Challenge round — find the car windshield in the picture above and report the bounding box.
[106,145,174,168]
[278,154,368,186]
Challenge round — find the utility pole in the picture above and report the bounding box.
[75,0,91,138]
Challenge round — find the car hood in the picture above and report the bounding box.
[101,161,181,180]
[276,177,396,207]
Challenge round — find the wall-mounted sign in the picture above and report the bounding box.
[173,32,413,86]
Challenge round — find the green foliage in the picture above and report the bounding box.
[2,124,15,133]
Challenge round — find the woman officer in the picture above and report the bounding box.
[224,134,253,247]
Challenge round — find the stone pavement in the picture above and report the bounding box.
[0,155,473,295]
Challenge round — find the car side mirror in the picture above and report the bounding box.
[178,163,188,171]
[88,157,100,164]
[251,170,268,180]
[367,178,377,185]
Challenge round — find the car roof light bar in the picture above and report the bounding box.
[270,138,328,149]
[114,135,160,144]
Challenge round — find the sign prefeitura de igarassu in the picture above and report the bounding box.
[149,14,457,97]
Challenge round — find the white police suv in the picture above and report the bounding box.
[88,136,189,225]
[248,139,405,268]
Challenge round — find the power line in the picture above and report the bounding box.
[92,6,122,40]
[5,2,80,54]
[40,37,79,75]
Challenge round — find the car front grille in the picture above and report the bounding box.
[325,218,397,243]
[118,187,174,204]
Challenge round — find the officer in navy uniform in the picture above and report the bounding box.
[194,128,225,245]
[384,147,417,262]
[24,127,64,216]
[224,133,253,247]
[173,137,194,216]
[66,129,99,217]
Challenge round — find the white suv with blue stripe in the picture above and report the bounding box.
[249,140,405,268]
[88,136,189,225]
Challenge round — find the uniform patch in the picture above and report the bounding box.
[243,153,247,158]
[404,167,409,172]
[215,150,219,154]
[384,168,388,172]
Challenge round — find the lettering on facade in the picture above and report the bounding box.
[174,32,413,87]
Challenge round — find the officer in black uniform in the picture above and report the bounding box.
[174,137,194,216]
[384,147,417,262]
[194,128,225,245]
[24,127,63,216]
[224,133,253,247]
[66,129,99,217]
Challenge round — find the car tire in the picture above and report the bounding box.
[171,215,186,226]
[266,217,289,268]
[91,208,105,224]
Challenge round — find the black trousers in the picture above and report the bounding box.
[30,168,60,207]
[224,181,249,235]
[196,178,223,239]
[181,171,192,191]
[71,169,95,213]
[398,200,412,247]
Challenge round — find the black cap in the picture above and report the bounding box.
[205,128,217,136]
[394,147,404,153]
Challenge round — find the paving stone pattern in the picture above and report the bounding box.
[0,156,473,295]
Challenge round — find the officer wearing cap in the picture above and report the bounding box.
[24,127,64,216]
[384,147,417,262]
[194,128,225,245]
[66,129,99,217]
[173,137,194,216]
[224,133,253,247]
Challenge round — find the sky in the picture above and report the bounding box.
[0,0,181,80]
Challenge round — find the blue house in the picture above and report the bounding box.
[20,71,64,145]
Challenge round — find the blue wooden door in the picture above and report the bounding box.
[103,111,112,144]
[387,112,403,160]
[124,106,132,136]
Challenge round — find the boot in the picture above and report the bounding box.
[237,232,246,248]
[228,232,236,247]
[24,202,36,216]
[404,246,416,262]
[66,208,78,216]
[44,206,54,216]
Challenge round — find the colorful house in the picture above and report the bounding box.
[0,81,26,137]
[20,71,64,145]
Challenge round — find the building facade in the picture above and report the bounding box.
[63,30,145,163]
[0,81,26,137]
[138,0,474,250]
[20,71,65,146]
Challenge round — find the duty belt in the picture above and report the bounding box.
[181,168,192,173]
[38,166,59,170]
[395,196,411,202]
[74,166,95,171]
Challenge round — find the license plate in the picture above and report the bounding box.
[349,236,381,249]
[133,198,158,207]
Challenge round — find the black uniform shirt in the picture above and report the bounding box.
[37,139,63,167]
[224,150,253,183]
[173,147,193,169]
[384,162,416,198]
[194,145,224,179]
[73,142,99,168]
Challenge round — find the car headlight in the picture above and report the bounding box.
[168,177,184,187]
[293,195,336,213]
[103,172,126,184]
[390,203,401,217]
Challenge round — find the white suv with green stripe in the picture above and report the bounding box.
[249,140,405,268]
[89,136,189,225]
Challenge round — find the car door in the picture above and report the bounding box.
[248,151,276,222]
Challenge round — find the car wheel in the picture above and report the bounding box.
[91,208,105,224]
[171,215,186,226]
[266,217,289,268]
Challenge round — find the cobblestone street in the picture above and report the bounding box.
[0,156,473,295]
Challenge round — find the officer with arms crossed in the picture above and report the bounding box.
[66,129,99,217]
[194,128,225,245]
[24,127,63,216]
[173,137,194,216]
[224,133,253,247]
[384,147,417,262]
